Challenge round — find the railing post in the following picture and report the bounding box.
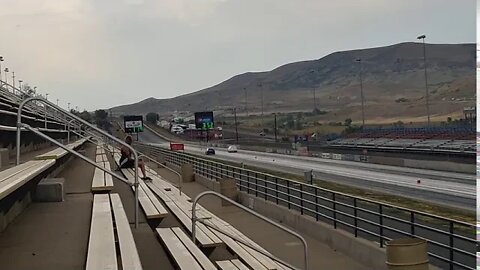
[379,204,384,248]
[332,193,337,229]
[354,198,358,237]
[264,174,267,200]
[315,188,319,221]
[255,173,258,197]
[287,181,291,209]
[410,212,415,237]
[449,221,454,270]
[275,178,279,204]
[300,184,304,215]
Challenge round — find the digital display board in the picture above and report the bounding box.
[194,111,214,129]
[124,115,144,133]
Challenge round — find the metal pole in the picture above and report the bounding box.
[234,107,238,144]
[12,71,15,92]
[244,87,248,116]
[359,59,365,126]
[0,56,3,87]
[192,191,309,270]
[422,38,430,126]
[16,96,140,229]
[274,113,277,142]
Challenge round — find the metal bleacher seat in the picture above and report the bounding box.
[86,193,142,270]
[145,167,290,270]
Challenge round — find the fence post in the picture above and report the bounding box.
[247,170,250,194]
[315,188,319,221]
[410,212,415,237]
[449,221,454,270]
[255,173,258,197]
[379,204,384,248]
[354,198,358,237]
[333,192,337,229]
[287,181,291,209]
[300,184,304,215]
[275,178,279,204]
[264,174,267,200]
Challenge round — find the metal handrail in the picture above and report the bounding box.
[192,191,308,270]
[23,125,132,186]
[137,153,183,196]
[149,144,476,270]
[16,96,140,228]
[149,143,474,227]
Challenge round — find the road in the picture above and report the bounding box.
[140,126,475,211]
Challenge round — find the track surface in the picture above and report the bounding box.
[139,127,475,211]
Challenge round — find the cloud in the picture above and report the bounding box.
[0,0,475,110]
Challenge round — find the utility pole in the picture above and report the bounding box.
[234,107,239,144]
[12,71,15,90]
[417,34,430,126]
[274,113,277,142]
[243,87,248,117]
[0,56,3,87]
[356,59,365,126]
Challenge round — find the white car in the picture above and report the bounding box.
[227,145,238,153]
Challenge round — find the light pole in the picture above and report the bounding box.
[18,80,22,92]
[356,59,365,126]
[257,82,264,127]
[45,93,49,100]
[56,98,59,106]
[0,56,3,87]
[12,71,15,89]
[417,34,430,126]
[68,102,71,111]
[233,107,239,144]
[4,67,9,87]
[309,70,318,113]
[243,87,248,117]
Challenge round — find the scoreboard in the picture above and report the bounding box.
[194,111,214,129]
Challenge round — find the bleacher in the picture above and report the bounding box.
[328,126,476,153]
[0,80,347,270]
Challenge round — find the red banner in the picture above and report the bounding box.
[170,143,184,151]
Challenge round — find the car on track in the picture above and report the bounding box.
[205,147,215,155]
[227,145,238,153]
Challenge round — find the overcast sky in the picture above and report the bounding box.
[0,0,475,111]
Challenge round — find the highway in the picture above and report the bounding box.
[139,126,476,211]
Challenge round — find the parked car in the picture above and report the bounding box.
[259,131,266,137]
[205,147,215,155]
[227,145,238,153]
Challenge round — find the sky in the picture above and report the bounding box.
[0,0,476,111]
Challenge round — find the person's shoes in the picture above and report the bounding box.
[142,176,152,181]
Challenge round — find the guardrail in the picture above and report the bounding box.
[136,142,476,270]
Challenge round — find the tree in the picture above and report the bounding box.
[447,117,452,123]
[146,112,159,124]
[344,118,352,126]
[95,109,108,121]
[79,110,92,123]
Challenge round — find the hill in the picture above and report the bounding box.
[110,42,475,124]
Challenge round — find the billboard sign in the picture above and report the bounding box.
[194,111,214,129]
[124,115,144,133]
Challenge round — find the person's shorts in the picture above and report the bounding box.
[119,158,135,168]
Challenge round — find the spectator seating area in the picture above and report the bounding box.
[329,126,476,153]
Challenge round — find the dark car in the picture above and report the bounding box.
[205,147,215,155]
